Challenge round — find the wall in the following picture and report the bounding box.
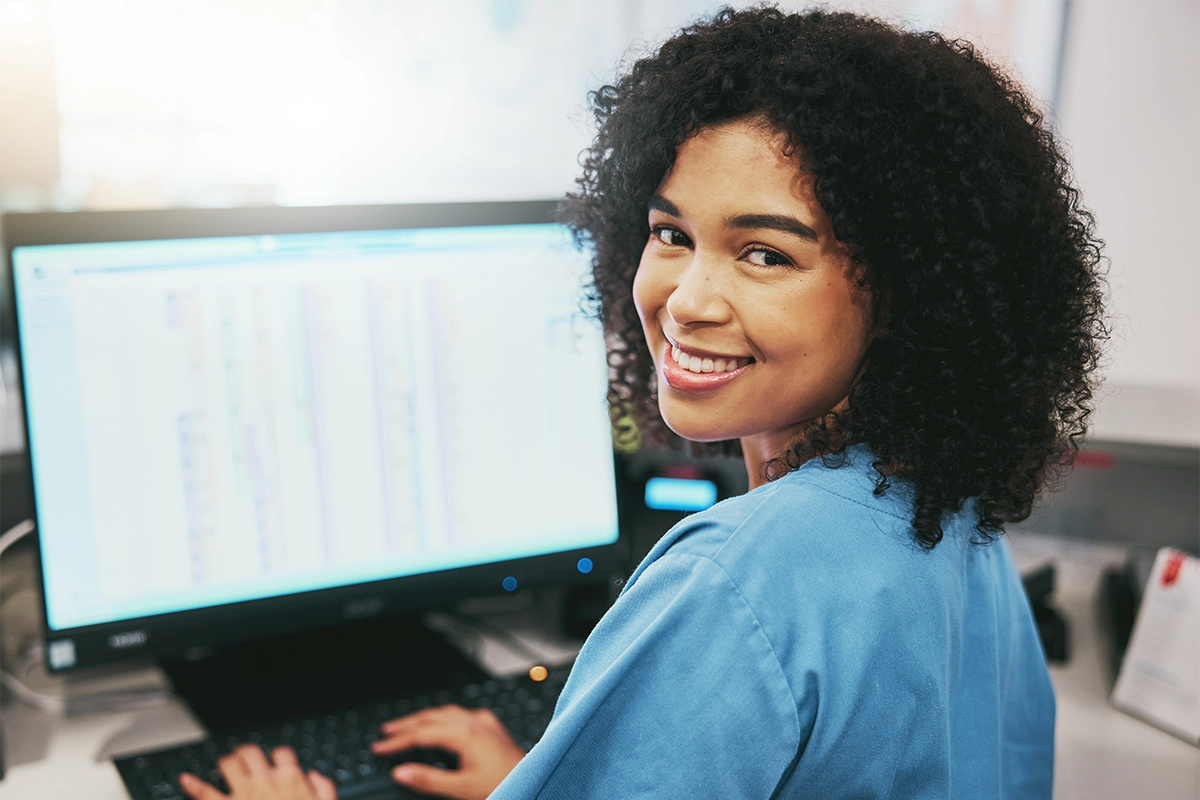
[1056,0,1200,448]
[1014,441,1199,553]
[0,0,59,201]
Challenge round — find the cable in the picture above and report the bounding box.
[0,668,171,715]
[0,519,34,558]
[0,668,65,714]
[0,522,171,715]
[13,642,42,682]
[0,520,40,709]
[0,519,38,632]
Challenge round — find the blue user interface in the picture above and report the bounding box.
[644,477,718,512]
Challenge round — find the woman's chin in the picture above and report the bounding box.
[659,410,738,444]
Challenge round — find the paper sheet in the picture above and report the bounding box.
[1111,548,1200,744]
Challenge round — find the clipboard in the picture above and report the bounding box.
[1110,547,1200,745]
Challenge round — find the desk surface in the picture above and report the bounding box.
[3,534,1198,799]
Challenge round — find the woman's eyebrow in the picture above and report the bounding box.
[647,194,681,216]
[647,195,819,243]
[726,213,819,243]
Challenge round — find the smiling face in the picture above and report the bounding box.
[632,117,874,484]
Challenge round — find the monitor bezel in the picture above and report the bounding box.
[2,201,623,672]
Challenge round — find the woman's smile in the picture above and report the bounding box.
[660,341,754,390]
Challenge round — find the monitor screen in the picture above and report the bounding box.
[5,202,619,669]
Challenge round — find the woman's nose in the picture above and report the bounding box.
[664,252,732,327]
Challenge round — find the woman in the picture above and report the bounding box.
[182,7,1105,799]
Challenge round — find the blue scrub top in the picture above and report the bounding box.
[491,445,1055,799]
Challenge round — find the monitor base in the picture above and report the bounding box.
[159,613,488,734]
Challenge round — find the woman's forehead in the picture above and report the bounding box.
[656,118,827,233]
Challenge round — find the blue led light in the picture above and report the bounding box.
[644,477,718,511]
[502,576,518,592]
[577,557,594,574]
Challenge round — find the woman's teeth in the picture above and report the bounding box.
[671,346,751,374]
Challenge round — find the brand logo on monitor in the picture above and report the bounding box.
[343,595,384,619]
[108,630,149,649]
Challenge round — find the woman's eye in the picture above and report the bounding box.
[745,247,793,268]
[652,226,690,247]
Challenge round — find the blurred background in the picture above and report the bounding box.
[1,0,1197,549]
[0,0,1071,210]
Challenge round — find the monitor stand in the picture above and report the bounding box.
[159,614,488,734]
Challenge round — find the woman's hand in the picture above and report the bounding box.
[372,705,526,800]
[178,745,336,800]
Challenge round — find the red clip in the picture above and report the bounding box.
[1161,551,1186,587]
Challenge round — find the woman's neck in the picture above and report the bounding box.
[739,443,765,490]
[740,408,852,490]
[740,431,807,490]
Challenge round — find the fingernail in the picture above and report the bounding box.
[392,765,414,782]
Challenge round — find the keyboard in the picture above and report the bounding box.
[113,662,571,800]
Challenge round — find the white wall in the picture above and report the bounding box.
[0,0,58,194]
[1056,0,1200,447]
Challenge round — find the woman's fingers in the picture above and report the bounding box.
[373,718,466,755]
[380,704,472,735]
[391,762,472,799]
[237,744,274,775]
[307,769,338,800]
[219,744,272,792]
[375,705,526,800]
[373,705,476,754]
[180,745,332,800]
[270,746,315,795]
[178,772,226,800]
[215,753,248,791]
[270,746,301,771]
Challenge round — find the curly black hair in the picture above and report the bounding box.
[562,5,1106,549]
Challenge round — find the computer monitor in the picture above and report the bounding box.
[3,201,620,679]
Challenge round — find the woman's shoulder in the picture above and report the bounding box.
[632,444,993,612]
[643,446,918,560]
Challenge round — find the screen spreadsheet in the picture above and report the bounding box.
[13,223,618,631]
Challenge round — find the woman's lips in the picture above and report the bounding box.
[660,343,753,392]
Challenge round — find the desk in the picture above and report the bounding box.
[2,698,201,799]
[3,534,1198,799]
[1006,531,1200,798]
